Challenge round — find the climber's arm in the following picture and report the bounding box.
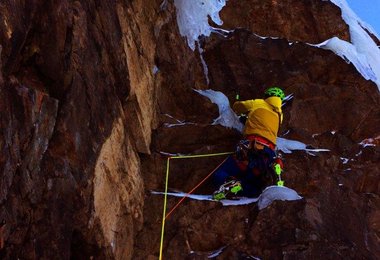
[232,100,254,114]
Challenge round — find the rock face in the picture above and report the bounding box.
[0,0,379,259]
[0,0,158,258]
[220,0,350,43]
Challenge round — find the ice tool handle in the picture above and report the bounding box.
[274,163,284,187]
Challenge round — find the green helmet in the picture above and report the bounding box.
[265,87,285,101]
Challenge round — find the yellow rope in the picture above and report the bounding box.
[158,151,233,260]
[170,151,233,159]
[159,157,171,260]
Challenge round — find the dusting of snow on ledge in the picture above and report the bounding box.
[151,186,302,210]
[314,0,380,90]
[174,0,227,50]
[277,137,330,155]
[158,151,187,157]
[207,246,227,258]
[195,89,243,132]
[359,136,380,147]
[162,113,197,127]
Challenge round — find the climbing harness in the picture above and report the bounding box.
[246,134,276,150]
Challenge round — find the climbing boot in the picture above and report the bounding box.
[212,180,242,200]
[212,190,226,201]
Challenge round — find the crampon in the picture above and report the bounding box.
[212,180,242,201]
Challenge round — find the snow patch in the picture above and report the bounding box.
[174,0,227,50]
[257,186,303,210]
[195,89,243,132]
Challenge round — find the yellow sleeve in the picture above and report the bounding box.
[232,100,255,114]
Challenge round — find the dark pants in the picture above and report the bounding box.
[213,147,276,198]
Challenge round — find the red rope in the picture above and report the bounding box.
[165,156,229,220]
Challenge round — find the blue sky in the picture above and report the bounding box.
[346,0,380,36]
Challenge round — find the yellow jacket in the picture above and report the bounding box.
[233,97,283,145]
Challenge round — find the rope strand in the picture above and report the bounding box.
[159,158,171,260]
[165,156,229,220]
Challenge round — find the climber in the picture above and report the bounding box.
[212,87,285,200]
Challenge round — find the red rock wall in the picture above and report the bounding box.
[221,0,350,43]
[0,0,165,258]
[0,0,379,259]
[136,1,380,259]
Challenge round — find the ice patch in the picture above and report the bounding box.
[332,0,380,39]
[313,37,377,83]
[195,89,243,132]
[174,0,227,50]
